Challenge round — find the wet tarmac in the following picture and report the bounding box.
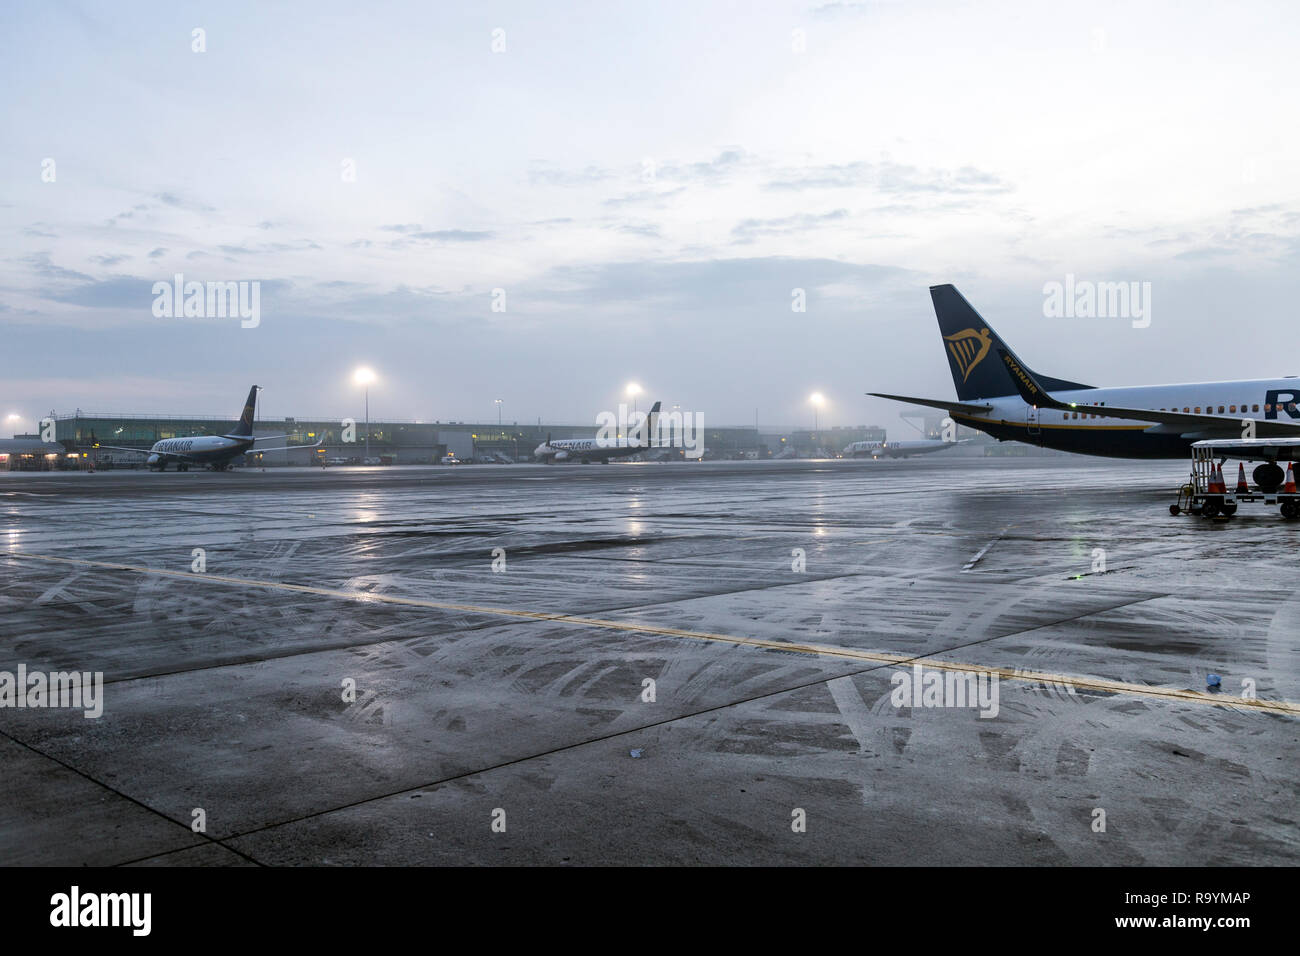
[1,457,1296,865]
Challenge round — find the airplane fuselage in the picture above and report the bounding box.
[534,438,646,463]
[844,439,959,459]
[962,378,1300,459]
[144,435,256,469]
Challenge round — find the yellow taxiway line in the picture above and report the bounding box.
[5,548,1297,717]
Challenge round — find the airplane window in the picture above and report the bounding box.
[1290,403,1297,411]
[1230,405,1237,413]
[1218,406,1225,414]
[1266,404,1273,412]
[1194,407,1201,414]
[1254,404,1261,412]
[1063,414,1069,421]
[1183,407,1190,413]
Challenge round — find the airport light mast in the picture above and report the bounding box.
[354,367,377,461]
[626,382,642,442]
[810,392,825,435]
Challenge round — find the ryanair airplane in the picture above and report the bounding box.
[843,439,966,459]
[534,402,661,463]
[873,285,1300,490]
[92,385,317,471]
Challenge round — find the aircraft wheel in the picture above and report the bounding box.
[1169,504,1181,516]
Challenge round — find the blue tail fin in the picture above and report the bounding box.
[931,285,1091,400]
[227,385,260,438]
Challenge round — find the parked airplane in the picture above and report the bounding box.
[844,439,965,459]
[872,285,1300,490]
[91,385,318,471]
[534,402,661,463]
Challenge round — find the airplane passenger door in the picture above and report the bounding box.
[1026,404,1041,442]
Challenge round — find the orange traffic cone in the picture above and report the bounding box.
[1208,464,1226,495]
[1236,462,1250,494]
[1284,463,1297,495]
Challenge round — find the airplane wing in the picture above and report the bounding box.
[996,349,1300,438]
[245,437,325,454]
[90,443,198,461]
[867,393,994,416]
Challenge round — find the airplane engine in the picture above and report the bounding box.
[553,451,569,461]
[146,454,161,466]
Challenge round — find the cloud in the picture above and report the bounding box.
[377,224,494,242]
[732,209,851,241]
[652,149,748,183]
[603,186,687,208]
[408,229,494,242]
[217,239,324,255]
[528,256,913,314]
[24,254,93,284]
[613,223,663,238]
[765,160,1013,196]
[528,163,613,187]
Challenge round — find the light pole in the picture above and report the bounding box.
[809,392,825,453]
[626,382,642,443]
[354,367,376,461]
[495,398,503,428]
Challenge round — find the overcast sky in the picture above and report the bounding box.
[4,0,1300,431]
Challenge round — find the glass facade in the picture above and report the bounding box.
[50,413,848,464]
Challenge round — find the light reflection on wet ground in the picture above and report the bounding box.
[0,457,1296,865]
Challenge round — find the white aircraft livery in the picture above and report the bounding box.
[535,402,661,463]
[844,439,965,459]
[872,285,1300,491]
[92,385,316,471]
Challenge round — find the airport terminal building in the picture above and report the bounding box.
[0,410,1013,471]
[0,436,83,471]
[48,412,778,466]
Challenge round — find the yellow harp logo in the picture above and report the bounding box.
[944,327,993,382]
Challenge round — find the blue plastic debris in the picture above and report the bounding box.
[629,749,643,758]
[1206,673,1221,689]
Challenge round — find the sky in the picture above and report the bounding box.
[4,0,1300,432]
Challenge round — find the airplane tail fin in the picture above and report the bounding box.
[930,285,1090,401]
[642,401,661,446]
[226,385,260,438]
